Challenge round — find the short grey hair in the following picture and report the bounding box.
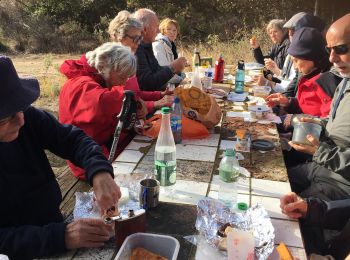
[133,8,156,28]
[108,10,143,41]
[267,19,287,34]
[86,42,136,81]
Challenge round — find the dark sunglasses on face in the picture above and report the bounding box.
[0,111,22,126]
[325,43,349,55]
[125,34,143,44]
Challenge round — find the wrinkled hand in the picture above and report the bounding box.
[170,57,187,73]
[154,95,174,109]
[92,172,121,215]
[280,192,308,219]
[265,93,289,107]
[136,99,148,119]
[161,87,174,97]
[264,58,281,76]
[297,117,322,125]
[249,36,259,49]
[65,218,113,249]
[289,134,320,155]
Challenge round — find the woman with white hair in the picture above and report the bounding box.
[108,10,173,113]
[250,19,290,71]
[59,42,146,179]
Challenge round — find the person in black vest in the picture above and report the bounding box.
[0,56,121,259]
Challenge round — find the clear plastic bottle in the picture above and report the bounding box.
[235,60,245,93]
[218,148,240,210]
[191,67,202,90]
[155,107,176,186]
[171,96,182,144]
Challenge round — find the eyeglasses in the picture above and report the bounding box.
[325,43,349,55]
[125,34,143,44]
[0,111,23,126]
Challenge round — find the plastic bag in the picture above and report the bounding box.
[143,114,209,139]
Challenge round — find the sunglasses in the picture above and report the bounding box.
[325,43,349,55]
[0,112,22,126]
[125,34,143,44]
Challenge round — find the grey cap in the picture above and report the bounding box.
[284,12,325,32]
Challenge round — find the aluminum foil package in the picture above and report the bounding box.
[196,198,274,259]
[73,192,141,221]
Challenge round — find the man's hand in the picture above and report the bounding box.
[289,134,320,155]
[170,57,187,73]
[65,218,113,249]
[92,172,121,215]
[154,95,174,109]
[280,192,308,219]
[136,99,148,119]
[265,93,289,107]
[264,58,281,76]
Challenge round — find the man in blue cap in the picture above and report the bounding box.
[0,56,121,259]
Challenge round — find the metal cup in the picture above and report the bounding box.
[139,179,160,209]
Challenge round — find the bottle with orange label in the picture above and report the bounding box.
[214,54,224,83]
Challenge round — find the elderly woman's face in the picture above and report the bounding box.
[164,23,177,42]
[291,56,315,75]
[121,27,143,53]
[0,111,24,142]
[268,27,285,44]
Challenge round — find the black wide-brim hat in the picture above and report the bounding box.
[0,56,40,120]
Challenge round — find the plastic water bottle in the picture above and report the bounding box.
[171,96,182,144]
[235,60,245,93]
[191,67,202,90]
[155,107,176,186]
[218,148,240,210]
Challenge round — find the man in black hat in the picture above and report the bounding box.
[0,56,121,259]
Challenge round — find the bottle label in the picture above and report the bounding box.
[155,160,176,186]
[171,115,182,131]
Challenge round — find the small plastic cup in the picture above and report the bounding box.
[227,229,255,260]
[252,85,271,99]
[292,122,322,145]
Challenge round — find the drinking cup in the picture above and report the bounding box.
[292,122,322,145]
[139,179,160,209]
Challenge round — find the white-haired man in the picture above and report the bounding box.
[133,8,186,91]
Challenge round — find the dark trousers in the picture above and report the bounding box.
[287,162,349,201]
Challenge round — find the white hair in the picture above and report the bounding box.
[108,10,143,41]
[86,42,136,81]
[133,8,156,28]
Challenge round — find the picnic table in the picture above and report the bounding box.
[48,82,307,260]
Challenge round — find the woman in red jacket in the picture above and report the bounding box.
[108,10,173,114]
[59,42,146,179]
[266,27,333,118]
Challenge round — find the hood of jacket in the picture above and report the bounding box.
[155,33,172,49]
[60,55,105,85]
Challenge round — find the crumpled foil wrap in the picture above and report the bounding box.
[73,192,141,221]
[195,198,275,260]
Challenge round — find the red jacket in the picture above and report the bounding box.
[125,76,162,113]
[296,73,332,118]
[59,55,132,179]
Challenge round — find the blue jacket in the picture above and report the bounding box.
[0,107,113,259]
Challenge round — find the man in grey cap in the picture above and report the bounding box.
[0,56,121,259]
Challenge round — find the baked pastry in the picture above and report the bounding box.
[130,247,168,260]
[276,243,294,260]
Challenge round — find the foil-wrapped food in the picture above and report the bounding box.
[195,198,274,259]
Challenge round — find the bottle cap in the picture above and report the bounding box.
[237,202,248,211]
[238,60,245,70]
[174,96,180,103]
[161,107,171,114]
[225,148,236,157]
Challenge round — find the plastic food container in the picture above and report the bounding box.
[292,122,322,145]
[248,105,270,119]
[252,86,271,99]
[114,232,180,260]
